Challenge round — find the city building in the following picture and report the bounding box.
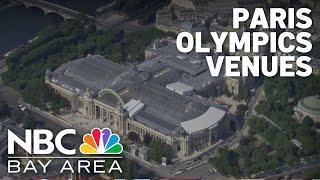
[172,0,196,10]
[226,77,240,96]
[155,5,202,33]
[45,40,230,157]
[155,0,267,33]
[294,95,320,123]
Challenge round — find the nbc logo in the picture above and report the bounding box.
[7,128,124,174]
[80,128,123,154]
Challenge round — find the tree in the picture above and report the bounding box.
[23,115,37,129]
[2,20,171,111]
[143,133,152,145]
[237,79,250,100]
[148,141,173,163]
[251,148,268,172]
[113,0,170,24]
[267,157,280,170]
[124,160,137,179]
[263,126,279,143]
[302,116,314,128]
[210,148,240,176]
[128,132,140,143]
[273,133,297,163]
[211,74,320,177]
[255,101,270,115]
[295,125,317,155]
[219,81,231,96]
[239,136,251,146]
[235,104,247,117]
[248,117,269,134]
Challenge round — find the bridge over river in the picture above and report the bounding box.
[14,0,94,21]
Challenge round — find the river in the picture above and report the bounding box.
[0,0,110,55]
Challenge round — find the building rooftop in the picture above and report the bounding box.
[297,95,320,116]
[124,99,145,118]
[49,45,226,135]
[152,45,208,76]
[181,106,226,134]
[166,82,193,95]
[144,41,222,90]
[51,55,124,93]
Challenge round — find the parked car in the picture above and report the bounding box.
[18,104,27,112]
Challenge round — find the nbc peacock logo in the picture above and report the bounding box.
[80,128,123,154]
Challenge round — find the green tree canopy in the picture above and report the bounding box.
[148,141,172,163]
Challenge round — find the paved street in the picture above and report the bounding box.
[0,83,275,180]
[150,85,264,179]
[0,85,21,109]
[175,163,230,180]
[0,85,159,178]
[1,83,318,179]
[259,160,320,179]
[0,84,230,178]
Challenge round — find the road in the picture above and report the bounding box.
[0,85,21,109]
[2,83,317,179]
[0,84,231,179]
[175,163,228,180]
[256,114,282,131]
[15,0,94,21]
[259,160,320,179]
[0,85,83,153]
[0,85,159,178]
[156,85,264,179]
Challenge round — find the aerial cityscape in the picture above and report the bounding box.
[0,0,319,179]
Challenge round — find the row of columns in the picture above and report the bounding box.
[127,121,169,143]
[47,81,218,157]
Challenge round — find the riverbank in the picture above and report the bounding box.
[1,35,39,57]
[0,4,63,55]
[0,1,18,13]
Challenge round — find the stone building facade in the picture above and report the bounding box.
[155,0,267,33]
[294,95,320,123]
[45,53,229,158]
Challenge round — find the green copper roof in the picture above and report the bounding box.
[297,95,320,115]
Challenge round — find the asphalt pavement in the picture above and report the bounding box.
[2,84,314,179]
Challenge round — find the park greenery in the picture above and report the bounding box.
[128,131,141,143]
[255,75,320,136]
[128,131,173,164]
[211,75,320,178]
[235,104,247,117]
[237,78,250,100]
[0,98,40,129]
[103,159,139,179]
[2,20,170,112]
[210,116,320,177]
[147,140,173,163]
